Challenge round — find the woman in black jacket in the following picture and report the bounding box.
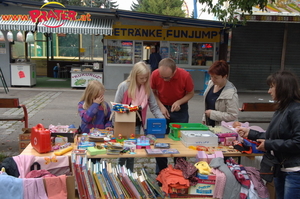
[238,70,300,199]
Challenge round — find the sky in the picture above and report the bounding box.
[115,0,215,20]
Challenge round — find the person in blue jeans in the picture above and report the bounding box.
[151,58,194,174]
[237,70,300,199]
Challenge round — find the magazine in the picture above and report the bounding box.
[154,143,170,149]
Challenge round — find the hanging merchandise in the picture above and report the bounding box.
[0,30,5,41]
[17,31,24,42]
[7,31,13,42]
[26,31,35,43]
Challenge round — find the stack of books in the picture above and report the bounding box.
[71,152,165,199]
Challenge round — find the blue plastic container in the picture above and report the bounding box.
[145,118,166,138]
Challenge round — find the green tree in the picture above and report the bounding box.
[198,0,275,25]
[132,0,185,17]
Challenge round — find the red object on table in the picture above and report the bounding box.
[31,123,52,153]
[172,124,181,128]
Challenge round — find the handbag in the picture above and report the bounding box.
[260,152,281,182]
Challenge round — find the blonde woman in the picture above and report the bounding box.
[114,61,164,171]
[78,80,113,133]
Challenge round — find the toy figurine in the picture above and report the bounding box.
[118,134,122,139]
[130,134,135,139]
[129,147,136,154]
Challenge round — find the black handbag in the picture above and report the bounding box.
[260,152,281,182]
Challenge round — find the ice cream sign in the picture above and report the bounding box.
[1,2,91,28]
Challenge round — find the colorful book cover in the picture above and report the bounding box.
[75,155,88,199]
[88,159,101,199]
[102,161,119,199]
[81,156,95,199]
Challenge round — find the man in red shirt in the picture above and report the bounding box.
[151,58,194,174]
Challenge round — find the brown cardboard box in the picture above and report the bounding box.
[20,128,31,141]
[266,181,276,199]
[114,112,136,138]
[19,141,30,153]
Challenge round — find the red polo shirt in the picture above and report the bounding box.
[151,67,194,106]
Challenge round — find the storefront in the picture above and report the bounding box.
[103,23,223,90]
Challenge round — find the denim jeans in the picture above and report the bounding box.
[155,103,189,174]
[274,170,300,199]
[118,125,141,172]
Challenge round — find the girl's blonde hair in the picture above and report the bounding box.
[126,61,151,99]
[80,80,107,115]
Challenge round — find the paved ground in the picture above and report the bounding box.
[0,86,273,157]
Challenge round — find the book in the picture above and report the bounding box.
[121,166,141,199]
[88,159,101,199]
[107,163,125,199]
[142,168,165,198]
[93,163,107,199]
[81,156,96,199]
[72,153,87,199]
[116,165,135,199]
[102,161,119,199]
[145,148,179,154]
[127,169,146,199]
[154,143,170,149]
[74,154,88,199]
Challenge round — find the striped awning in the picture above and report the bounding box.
[0,18,113,35]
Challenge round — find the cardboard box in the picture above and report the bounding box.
[20,128,31,141]
[180,130,218,147]
[114,112,136,138]
[188,183,215,195]
[19,140,30,153]
[114,122,136,138]
[115,111,136,122]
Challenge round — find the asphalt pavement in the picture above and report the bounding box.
[0,87,273,157]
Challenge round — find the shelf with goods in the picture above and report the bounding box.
[107,40,133,64]
[134,42,143,63]
[169,43,189,65]
[192,43,214,66]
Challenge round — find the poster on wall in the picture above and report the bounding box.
[0,43,6,54]
[160,47,168,59]
[71,72,103,87]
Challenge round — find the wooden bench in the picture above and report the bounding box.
[239,102,276,123]
[0,98,28,128]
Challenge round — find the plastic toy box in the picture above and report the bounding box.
[31,123,52,153]
[180,130,218,147]
[243,139,264,153]
[209,125,238,143]
[145,118,166,138]
[169,123,209,141]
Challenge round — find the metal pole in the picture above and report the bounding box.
[194,0,198,19]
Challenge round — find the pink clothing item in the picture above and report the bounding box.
[44,175,67,199]
[131,84,148,110]
[211,168,226,199]
[13,155,35,178]
[122,89,148,126]
[23,178,48,199]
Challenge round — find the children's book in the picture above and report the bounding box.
[154,143,170,149]
[145,148,179,154]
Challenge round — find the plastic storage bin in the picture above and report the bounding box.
[169,123,209,141]
[145,118,166,138]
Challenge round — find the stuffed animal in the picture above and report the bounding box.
[194,161,211,175]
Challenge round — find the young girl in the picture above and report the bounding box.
[78,80,113,134]
[114,61,164,171]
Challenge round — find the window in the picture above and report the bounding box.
[192,43,214,66]
[170,43,189,64]
[107,40,133,64]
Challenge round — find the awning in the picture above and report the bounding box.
[0,18,114,35]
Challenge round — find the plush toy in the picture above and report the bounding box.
[194,161,211,175]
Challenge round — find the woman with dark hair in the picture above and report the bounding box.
[238,70,300,199]
[202,60,239,126]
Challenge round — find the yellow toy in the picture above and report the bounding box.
[194,161,211,175]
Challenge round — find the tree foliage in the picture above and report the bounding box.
[131,0,185,17]
[198,0,275,25]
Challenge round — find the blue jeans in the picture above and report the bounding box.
[155,103,189,174]
[118,125,141,172]
[274,170,300,199]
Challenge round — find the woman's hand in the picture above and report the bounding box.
[160,106,170,119]
[256,139,266,152]
[94,95,104,104]
[205,110,211,118]
[236,127,250,138]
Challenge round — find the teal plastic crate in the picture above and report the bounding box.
[168,123,209,141]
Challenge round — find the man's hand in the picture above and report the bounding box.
[171,101,181,112]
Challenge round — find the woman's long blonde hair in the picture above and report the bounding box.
[80,80,107,115]
[126,61,151,99]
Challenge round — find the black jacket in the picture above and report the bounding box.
[248,101,300,168]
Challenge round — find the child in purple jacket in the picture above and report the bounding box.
[78,80,113,134]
